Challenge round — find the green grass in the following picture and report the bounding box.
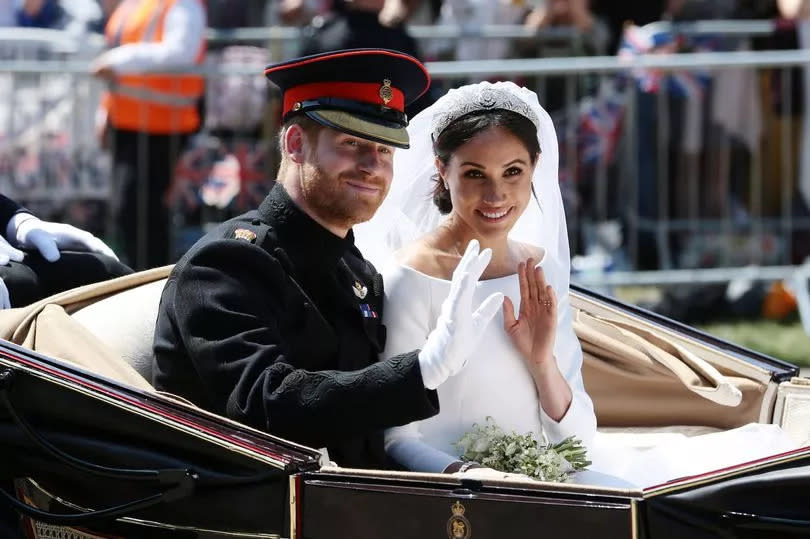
[612,286,810,367]
[698,320,810,367]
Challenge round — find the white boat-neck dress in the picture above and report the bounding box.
[381,251,597,473]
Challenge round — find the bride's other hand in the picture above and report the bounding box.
[505,259,574,423]
[503,258,557,367]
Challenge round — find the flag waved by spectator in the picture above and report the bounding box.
[618,22,716,99]
[559,21,723,180]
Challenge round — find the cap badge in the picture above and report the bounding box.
[353,281,368,299]
[233,228,257,243]
[379,79,393,105]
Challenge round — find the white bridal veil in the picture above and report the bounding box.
[354,80,571,283]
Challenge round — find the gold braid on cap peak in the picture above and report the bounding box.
[430,83,541,141]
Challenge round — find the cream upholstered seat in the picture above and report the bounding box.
[70,278,168,383]
[58,268,781,447]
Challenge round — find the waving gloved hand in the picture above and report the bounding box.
[418,240,504,390]
[10,214,118,263]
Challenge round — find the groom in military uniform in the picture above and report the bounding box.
[152,49,503,469]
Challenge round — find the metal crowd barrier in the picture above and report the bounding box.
[1,26,810,332]
[203,20,778,44]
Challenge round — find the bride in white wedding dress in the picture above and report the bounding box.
[354,81,797,487]
[356,81,598,478]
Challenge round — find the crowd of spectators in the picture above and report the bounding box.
[2,0,810,280]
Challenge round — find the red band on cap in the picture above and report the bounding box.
[283,82,405,116]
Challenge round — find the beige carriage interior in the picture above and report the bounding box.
[1,267,808,454]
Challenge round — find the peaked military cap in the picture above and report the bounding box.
[264,48,430,149]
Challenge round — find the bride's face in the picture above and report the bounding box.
[438,126,537,239]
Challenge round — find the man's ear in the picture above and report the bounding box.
[284,124,308,165]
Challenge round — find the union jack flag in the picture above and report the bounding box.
[618,22,715,99]
[558,22,720,177]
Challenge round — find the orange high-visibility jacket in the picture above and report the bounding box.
[102,0,206,134]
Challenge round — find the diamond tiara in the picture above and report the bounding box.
[430,84,541,141]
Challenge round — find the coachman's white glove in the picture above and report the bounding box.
[0,236,25,309]
[0,235,24,266]
[0,278,9,309]
[9,214,118,263]
[0,236,23,309]
[418,240,504,390]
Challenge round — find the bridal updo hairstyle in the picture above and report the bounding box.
[432,109,540,214]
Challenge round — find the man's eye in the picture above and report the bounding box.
[378,146,392,155]
[344,139,359,146]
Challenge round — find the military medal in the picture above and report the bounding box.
[359,304,377,318]
[353,281,368,299]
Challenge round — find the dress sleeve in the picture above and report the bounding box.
[539,256,597,448]
[166,241,438,448]
[380,262,457,471]
[385,422,457,473]
[380,262,434,360]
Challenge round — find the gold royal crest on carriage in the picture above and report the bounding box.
[446,501,471,539]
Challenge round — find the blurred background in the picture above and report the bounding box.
[1,0,808,365]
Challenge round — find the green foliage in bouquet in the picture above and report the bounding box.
[455,417,591,482]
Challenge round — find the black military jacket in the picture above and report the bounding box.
[153,183,439,468]
[0,195,25,235]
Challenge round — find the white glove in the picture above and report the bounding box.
[9,214,118,263]
[0,235,24,309]
[418,240,504,390]
[0,278,9,309]
[0,235,24,266]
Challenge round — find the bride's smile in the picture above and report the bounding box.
[476,206,515,222]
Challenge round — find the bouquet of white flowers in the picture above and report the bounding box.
[455,417,590,482]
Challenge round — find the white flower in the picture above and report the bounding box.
[454,418,591,482]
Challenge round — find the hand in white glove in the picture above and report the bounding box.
[0,278,9,309]
[0,235,24,266]
[0,236,24,309]
[418,240,504,390]
[10,214,118,263]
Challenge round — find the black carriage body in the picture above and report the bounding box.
[295,470,638,538]
[0,342,321,538]
[1,287,808,539]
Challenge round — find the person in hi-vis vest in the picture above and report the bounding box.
[92,0,206,270]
